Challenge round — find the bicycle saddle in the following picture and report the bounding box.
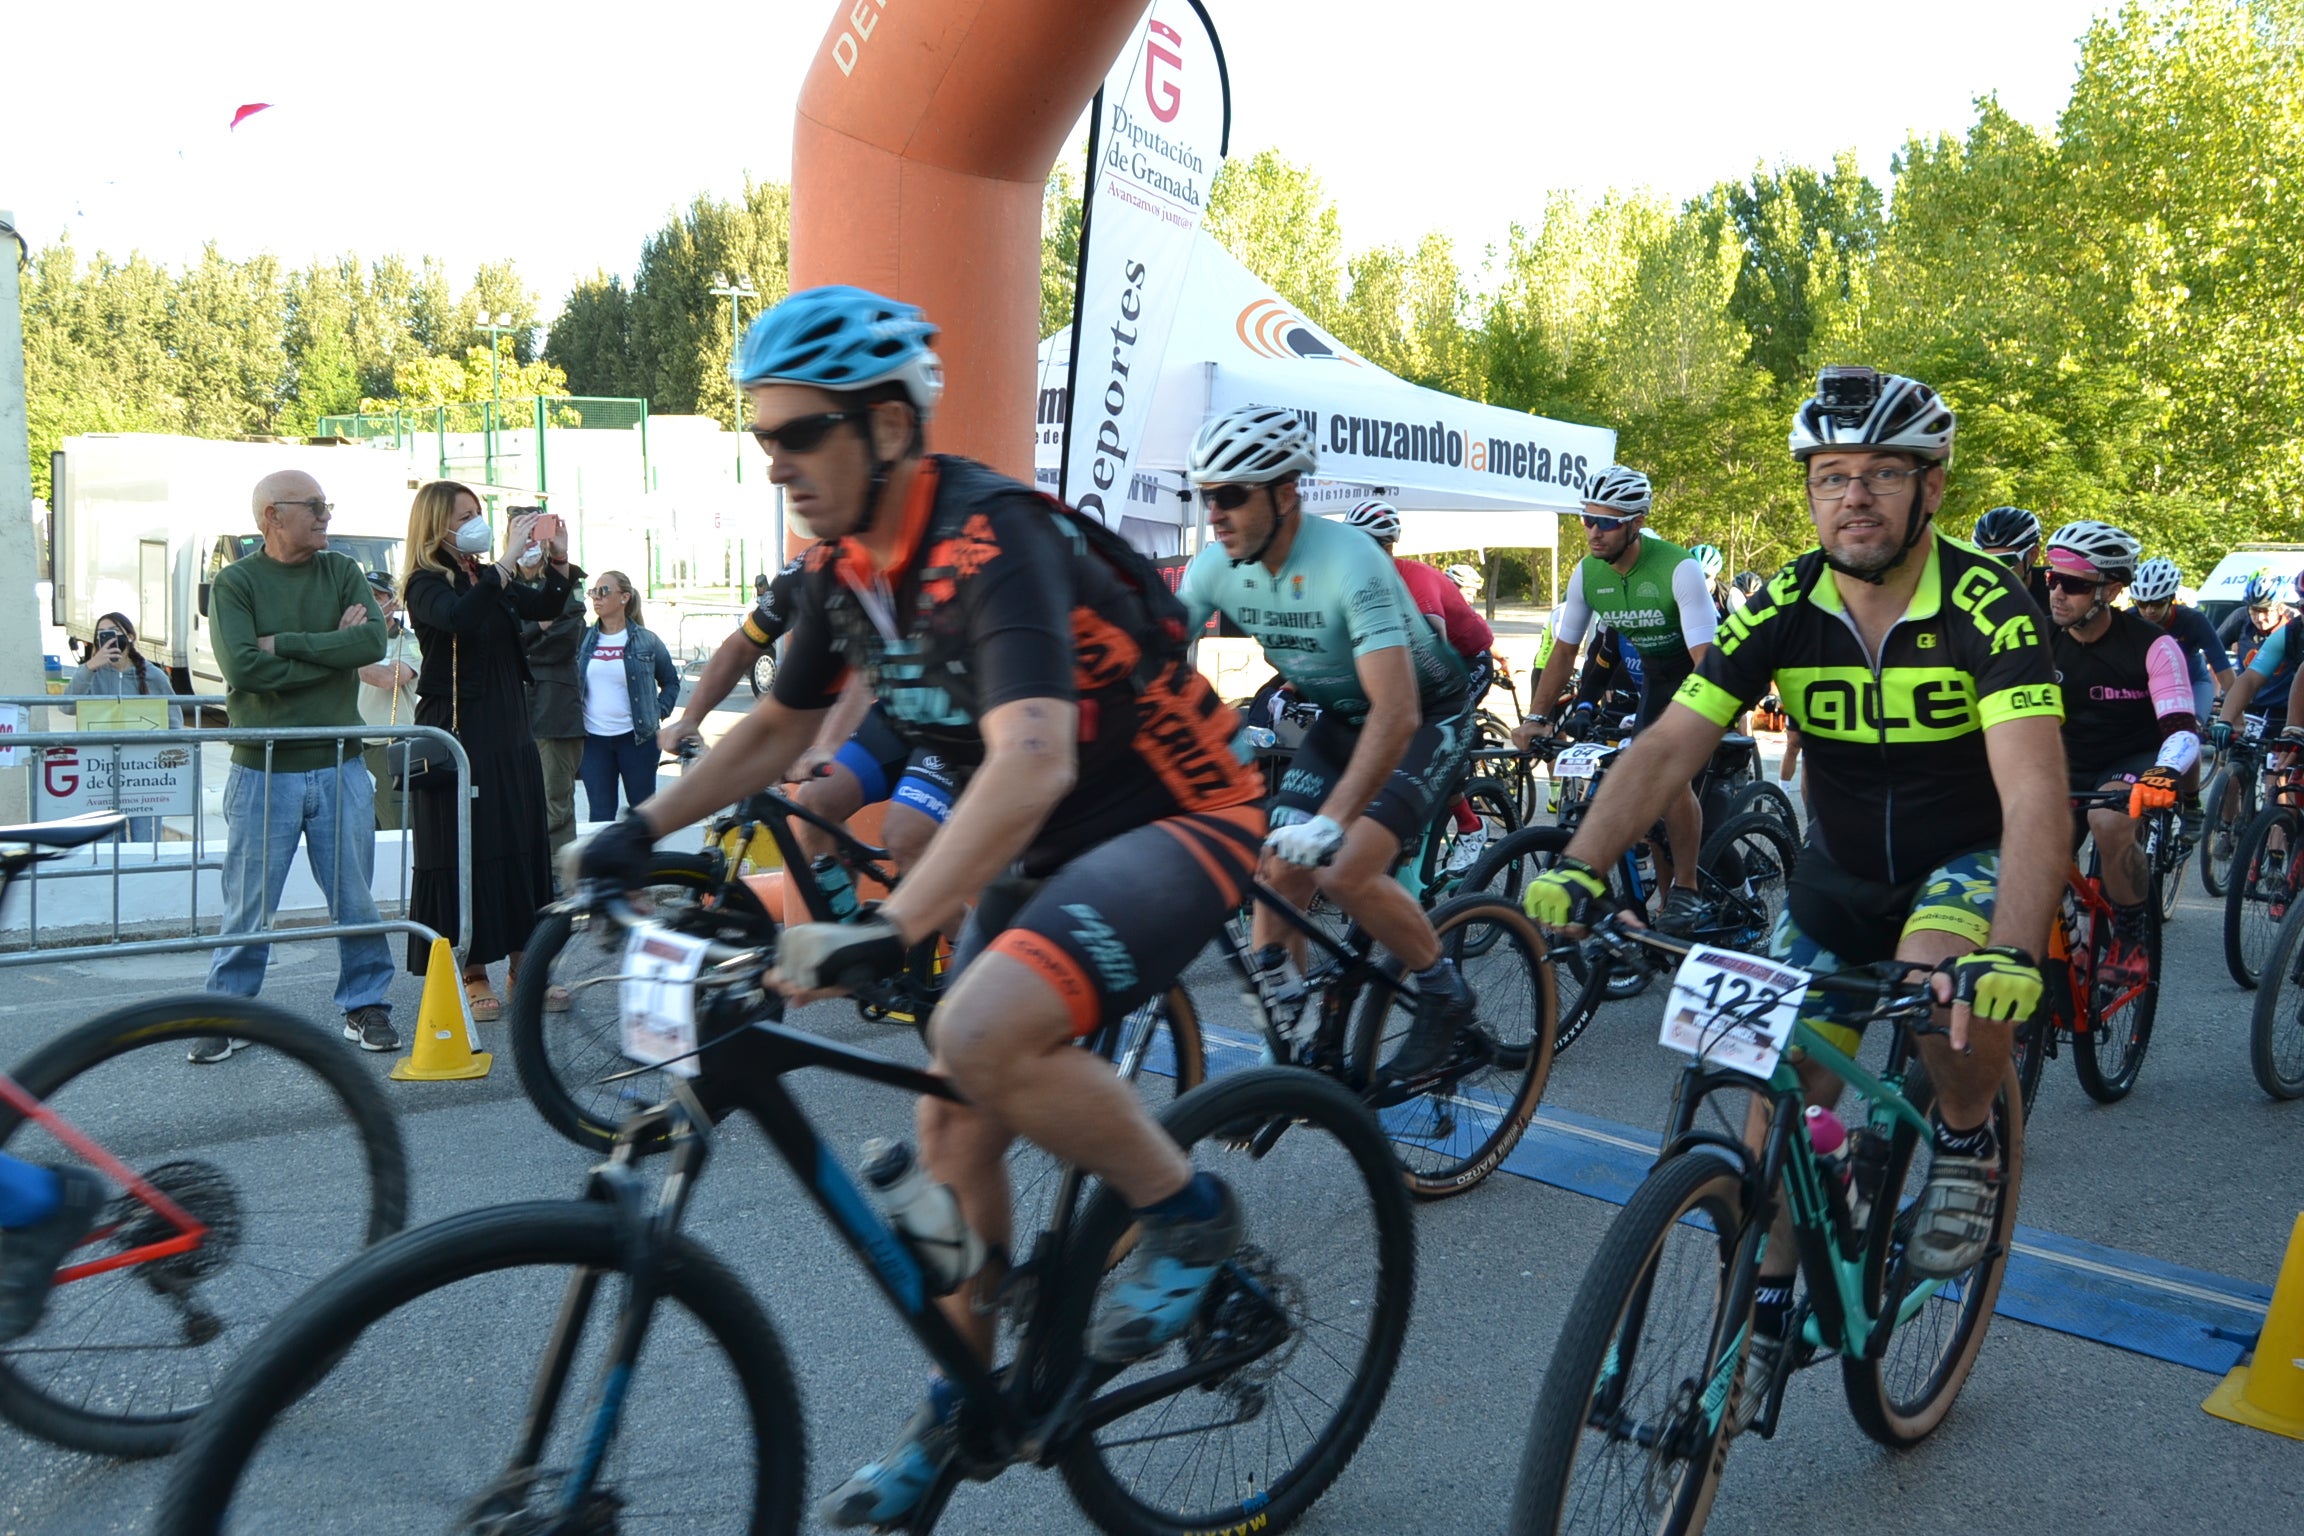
[0,812,130,851]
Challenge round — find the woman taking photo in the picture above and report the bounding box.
[65,611,183,843]
[577,571,681,822]
[400,482,579,1020]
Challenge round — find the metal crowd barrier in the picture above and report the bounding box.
[0,697,472,969]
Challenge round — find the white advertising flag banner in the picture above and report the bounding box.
[1058,0,1230,527]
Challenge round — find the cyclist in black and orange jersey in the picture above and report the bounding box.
[1523,366,2068,1425]
[579,286,1266,1529]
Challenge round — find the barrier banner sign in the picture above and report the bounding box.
[1058,0,1231,526]
[0,705,23,769]
[38,742,196,818]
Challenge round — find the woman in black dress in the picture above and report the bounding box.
[399,482,581,1019]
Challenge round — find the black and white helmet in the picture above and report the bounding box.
[1972,505,2041,553]
[1582,465,1652,516]
[1187,405,1318,485]
[2129,556,2182,604]
[1789,366,1956,464]
[2044,520,2141,584]
[1344,499,1401,542]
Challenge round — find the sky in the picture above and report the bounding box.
[4,0,2119,321]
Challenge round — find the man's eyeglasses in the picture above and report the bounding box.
[1806,466,1926,500]
[275,498,334,516]
[1198,484,1260,512]
[749,411,859,457]
[2045,572,2104,596]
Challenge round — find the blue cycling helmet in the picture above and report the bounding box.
[731,285,943,419]
[2247,570,2288,607]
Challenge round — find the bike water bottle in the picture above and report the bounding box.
[811,854,860,920]
[859,1137,984,1295]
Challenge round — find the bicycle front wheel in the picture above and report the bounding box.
[0,997,407,1458]
[1348,894,1556,1197]
[1051,1068,1415,1536]
[1841,1061,2025,1444]
[1729,779,1799,830]
[2198,764,2251,898]
[509,853,775,1153]
[1510,1152,1747,1536]
[2223,801,2301,989]
[2248,898,2304,1099]
[156,1202,801,1535]
[1461,825,1617,1053]
[1695,811,1798,953]
[2078,878,2160,1103]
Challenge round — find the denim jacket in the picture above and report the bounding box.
[578,623,682,745]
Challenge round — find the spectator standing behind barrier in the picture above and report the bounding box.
[512,545,588,859]
[64,610,182,843]
[576,571,681,822]
[400,483,578,1023]
[200,470,398,1062]
[355,572,422,833]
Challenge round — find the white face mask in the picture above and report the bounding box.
[452,517,494,555]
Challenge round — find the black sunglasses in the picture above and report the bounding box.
[1580,513,1636,530]
[1198,484,1261,512]
[2045,572,2104,596]
[749,411,860,457]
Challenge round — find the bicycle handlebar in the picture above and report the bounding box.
[1586,912,1941,1012]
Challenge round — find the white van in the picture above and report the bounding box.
[2194,544,2304,636]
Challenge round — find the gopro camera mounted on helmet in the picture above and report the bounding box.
[1815,366,1883,423]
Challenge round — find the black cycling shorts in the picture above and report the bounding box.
[1270,706,1472,845]
[951,805,1266,1036]
[833,705,969,824]
[1637,652,1694,732]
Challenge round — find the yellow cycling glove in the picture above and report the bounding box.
[1947,945,2043,1023]
[1524,857,1612,929]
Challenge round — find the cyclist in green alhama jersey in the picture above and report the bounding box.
[1513,464,1718,931]
[1176,404,1480,1082]
[1523,366,2068,1429]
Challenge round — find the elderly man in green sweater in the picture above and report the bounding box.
[196,468,401,1062]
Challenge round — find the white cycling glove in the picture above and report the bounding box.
[1265,814,1346,868]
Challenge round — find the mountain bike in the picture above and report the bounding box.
[2245,893,2304,1099]
[0,812,408,1457]
[2222,752,2304,988]
[2008,788,2166,1112]
[159,892,1414,1536]
[1510,918,2023,1535]
[2199,714,2267,898]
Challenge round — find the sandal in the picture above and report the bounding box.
[464,981,502,1022]
[543,983,572,1014]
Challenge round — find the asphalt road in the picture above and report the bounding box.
[3,826,2300,1532]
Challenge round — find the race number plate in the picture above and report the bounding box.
[1658,943,1810,1077]
[1554,743,1611,781]
[619,922,711,1077]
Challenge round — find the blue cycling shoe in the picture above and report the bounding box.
[817,1387,960,1529]
[1087,1176,1244,1363]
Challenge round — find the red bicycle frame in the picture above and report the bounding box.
[0,1071,207,1285]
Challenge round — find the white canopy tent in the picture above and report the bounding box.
[1035,230,1614,574]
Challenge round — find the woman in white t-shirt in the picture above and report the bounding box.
[576,571,682,822]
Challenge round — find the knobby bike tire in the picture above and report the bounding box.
[0,997,408,1458]
[1048,1068,1415,1536]
[1728,779,1800,830]
[2222,802,2301,990]
[1509,1152,1745,1536]
[2247,897,2304,1099]
[509,855,771,1154]
[2076,866,2160,1103]
[2012,962,2063,1118]
[1694,812,1799,955]
[154,1202,801,1536]
[2198,764,2251,899]
[2151,813,2184,925]
[1841,1061,2025,1445]
[1346,895,1556,1198]
[1461,825,1615,1053]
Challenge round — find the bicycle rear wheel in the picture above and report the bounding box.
[1842,1061,2024,1444]
[508,853,775,1153]
[1509,1152,1746,1535]
[1461,825,1618,1054]
[1695,812,1798,954]
[2077,879,2159,1102]
[1049,1068,1414,1536]
[1441,776,1523,906]
[2198,764,2252,899]
[1729,780,1799,830]
[1348,895,1556,1197]
[0,998,407,1458]
[2248,899,2304,1099]
[2223,802,2300,989]
[155,1202,800,1534]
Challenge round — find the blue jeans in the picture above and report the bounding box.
[579,734,659,823]
[204,761,396,1013]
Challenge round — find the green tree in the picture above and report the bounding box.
[365,345,568,410]
[544,273,637,398]
[622,180,793,424]
[1204,149,1345,325]
[1333,234,1481,396]
[1040,160,1084,339]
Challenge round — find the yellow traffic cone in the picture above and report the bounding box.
[390,937,493,1081]
[2204,1212,2304,1439]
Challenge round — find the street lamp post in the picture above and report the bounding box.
[707,270,758,435]
[477,310,516,489]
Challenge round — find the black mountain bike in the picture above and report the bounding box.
[160,893,1414,1536]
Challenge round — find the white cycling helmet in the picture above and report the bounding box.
[1344,499,1402,543]
[1582,465,1652,517]
[1187,405,1318,485]
[2044,520,2141,584]
[1689,543,1724,579]
[2129,556,2182,604]
[1445,563,1483,597]
[1789,366,1956,464]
